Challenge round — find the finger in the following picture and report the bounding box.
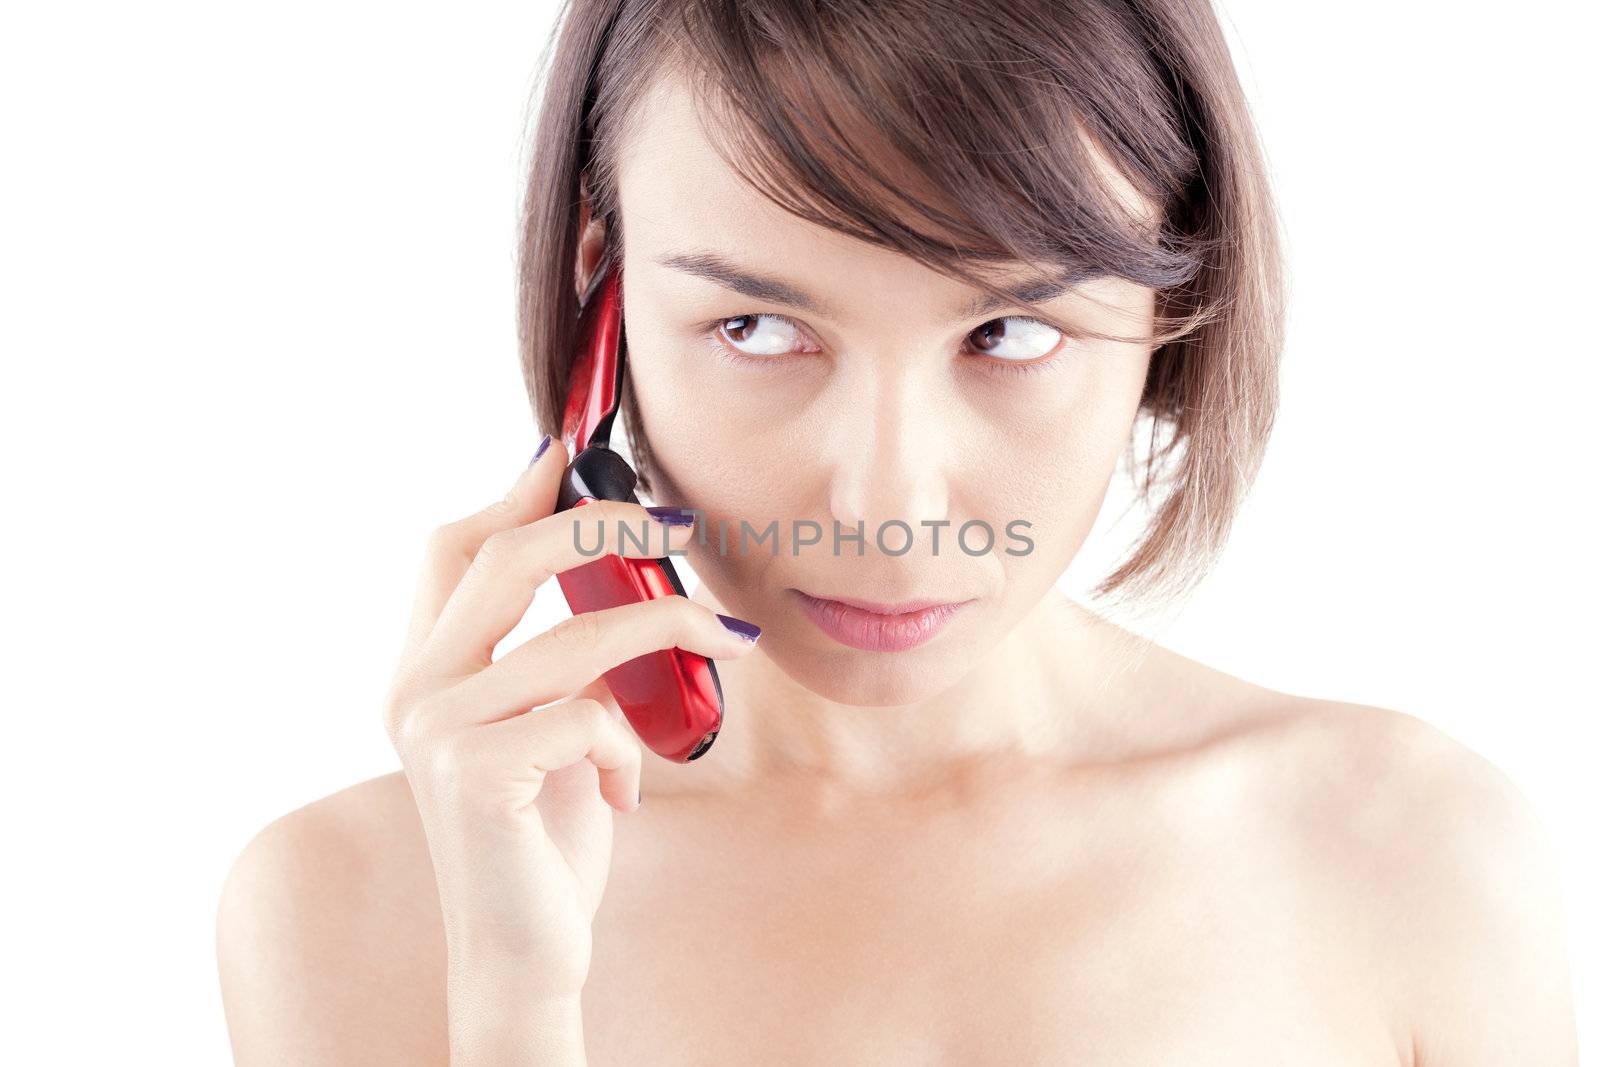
[420,500,702,675]
[403,436,567,655]
[441,594,761,724]
[573,675,625,725]
[473,696,643,815]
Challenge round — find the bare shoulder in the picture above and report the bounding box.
[1233,698,1579,1066]
[216,771,445,1066]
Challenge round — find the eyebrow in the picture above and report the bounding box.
[652,250,1101,321]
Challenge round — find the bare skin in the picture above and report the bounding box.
[217,584,1576,1065]
[217,67,1577,1065]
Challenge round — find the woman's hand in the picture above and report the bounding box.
[381,437,759,1058]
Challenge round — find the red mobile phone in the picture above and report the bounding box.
[553,255,724,763]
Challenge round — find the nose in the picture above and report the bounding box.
[824,369,951,538]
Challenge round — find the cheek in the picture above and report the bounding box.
[969,357,1148,570]
[622,338,788,514]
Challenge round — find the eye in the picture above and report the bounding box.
[701,310,1069,376]
[709,313,820,359]
[965,316,1064,365]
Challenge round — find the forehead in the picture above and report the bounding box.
[611,72,810,250]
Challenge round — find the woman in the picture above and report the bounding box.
[217,0,1578,1063]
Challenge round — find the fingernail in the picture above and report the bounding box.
[530,433,552,466]
[716,613,762,643]
[645,505,697,527]
[636,785,643,808]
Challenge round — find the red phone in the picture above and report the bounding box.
[553,255,724,763]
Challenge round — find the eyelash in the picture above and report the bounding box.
[697,312,1068,378]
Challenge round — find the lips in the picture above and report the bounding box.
[792,589,972,652]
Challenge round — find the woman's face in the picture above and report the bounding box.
[605,73,1157,706]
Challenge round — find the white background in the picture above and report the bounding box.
[2,0,1594,1060]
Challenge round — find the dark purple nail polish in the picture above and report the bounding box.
[530,433,552,466]
[636,786,643,807]
[645,505,697,527]
[716,613,761,643]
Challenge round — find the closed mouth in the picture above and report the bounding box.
[790,589,973,651]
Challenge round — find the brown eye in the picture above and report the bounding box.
[967,316,1062,362]
[717,313,808,357]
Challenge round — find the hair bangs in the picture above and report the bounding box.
[650,0,1224,349]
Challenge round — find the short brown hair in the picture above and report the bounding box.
[518,0,1285,609]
